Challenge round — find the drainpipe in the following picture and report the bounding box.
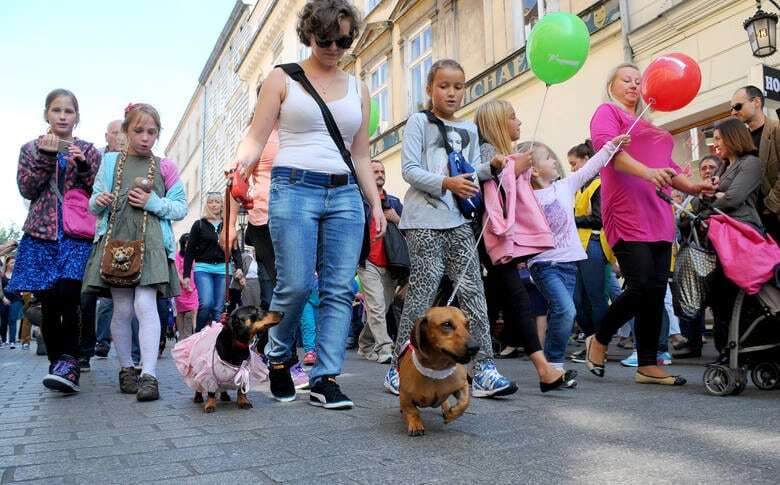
[619,0,634,62]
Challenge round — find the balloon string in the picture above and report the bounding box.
[445,85,552,307]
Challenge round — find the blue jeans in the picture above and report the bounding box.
[574,237,610,335]
[529,261,578,364]
[1,301,22,344]
[194,271,226,332]
[266,174,364,384]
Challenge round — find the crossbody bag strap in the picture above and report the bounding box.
[422,110,454,155]
[276,63,360,181]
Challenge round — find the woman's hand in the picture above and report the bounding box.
[490,154,507,170]
[371,203,387,241]
[128,187,151,208]
[2,297,10,306]
[642,167,676,188]
[443,174,480,199]
[37,134,59,153]
[699,179,718,197]
[95,192,115,208]
[183,278,191,292]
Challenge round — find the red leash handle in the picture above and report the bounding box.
[221,172,234,324]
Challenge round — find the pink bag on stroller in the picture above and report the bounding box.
[707,214,780,294]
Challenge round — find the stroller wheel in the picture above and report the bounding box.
[751,362,780,390]
[730,368,747,396]
[703,365,736,396]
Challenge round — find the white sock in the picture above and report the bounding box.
[133,286,161,378]
[550,362,564,371]
[110,288,135,369]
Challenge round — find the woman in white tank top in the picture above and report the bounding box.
[230,0,385,410]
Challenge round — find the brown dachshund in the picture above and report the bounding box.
[398,307,479,436]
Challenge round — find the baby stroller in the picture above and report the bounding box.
[659,190,780,396]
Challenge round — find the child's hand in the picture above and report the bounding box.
[444,174,479,199]
[67,145,86,163]
[610,134,631,149]
[37,134,59,153]
[95,192,115,208]
[183,278,191,291]
[128,187,151,208]
[490,154,507,170]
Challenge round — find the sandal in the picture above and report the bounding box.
[585,335,605,378]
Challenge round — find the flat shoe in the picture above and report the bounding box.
[540,370,578,393]
[584,335,605,378]
[635,371,686,386]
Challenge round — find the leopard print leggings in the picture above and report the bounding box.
[391,225,493,366]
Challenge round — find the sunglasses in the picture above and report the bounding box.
[730,97,756,112]
[315,35,354,49]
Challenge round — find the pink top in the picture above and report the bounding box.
[482,156,554,265]
[174,252,199,312]
[590,103,679,247]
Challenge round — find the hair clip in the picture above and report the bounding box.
[124,103,139,115]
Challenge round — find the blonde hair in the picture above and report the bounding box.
[516,140,563,171]
[122,103,162,133]
[202,193,223,219]
[475,100,515,155]
[603,62,645,117]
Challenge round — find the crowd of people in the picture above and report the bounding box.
[4,0,778,410]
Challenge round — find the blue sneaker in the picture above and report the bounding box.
[384,366,399,396]
[657,352,672,366]
[621,351,638,367]
[291,362,310,390]
[42,355,80,393]
[472,360,517,398]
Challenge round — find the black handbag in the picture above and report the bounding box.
[383,221,409,280]
[277,63,371,265]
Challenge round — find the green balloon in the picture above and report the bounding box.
[369,98,380,137]
[526,12,590,85]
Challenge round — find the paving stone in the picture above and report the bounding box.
[70,462,193,484]
[149,469,275,485]
[0,449,71,468]
[12,456,123,481]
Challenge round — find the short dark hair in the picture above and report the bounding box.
[370,160,383,166]
[297,0,361,46]
[715,117,757,158]
[740,85,765,108]
[698,154,722,171]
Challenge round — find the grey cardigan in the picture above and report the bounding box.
[711,153,765,230]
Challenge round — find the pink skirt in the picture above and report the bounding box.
[172,322,268,393]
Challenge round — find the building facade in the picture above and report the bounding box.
[170,0,780,238]
[165,87,204,236]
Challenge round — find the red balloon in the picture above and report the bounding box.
[641,53,702,112]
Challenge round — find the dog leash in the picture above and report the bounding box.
[445,101,652,306]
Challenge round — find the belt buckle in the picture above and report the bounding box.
[331,174,348,186]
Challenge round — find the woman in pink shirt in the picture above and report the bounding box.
[584,62,715,386]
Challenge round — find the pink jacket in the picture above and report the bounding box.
[483,157,554,265]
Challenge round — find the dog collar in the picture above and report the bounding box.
[410,346,455,380]
[233,341,249,350]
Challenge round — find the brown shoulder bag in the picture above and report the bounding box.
[99,152,155,287]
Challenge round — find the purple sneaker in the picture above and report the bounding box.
[291,362,309,390]
[43,355,80,393]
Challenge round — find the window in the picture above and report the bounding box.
[367,0,381,12]
[513,0,558,49]
[298,45,311,61]
[370,60,390,134]
[408,25,433,113]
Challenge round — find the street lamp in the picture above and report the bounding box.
[745,0,779,57]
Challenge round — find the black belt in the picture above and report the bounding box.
[271,167,355,187]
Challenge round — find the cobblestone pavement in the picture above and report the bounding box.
[0,341,778,484]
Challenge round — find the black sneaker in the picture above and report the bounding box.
[309,377,353,410]
[136,374,160,401]
[269,362,296,402]
[569,349,586,363]
[42,355,80,393]
[94,342,110,358]
[119,367,140,394]
[79,358,91,373]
